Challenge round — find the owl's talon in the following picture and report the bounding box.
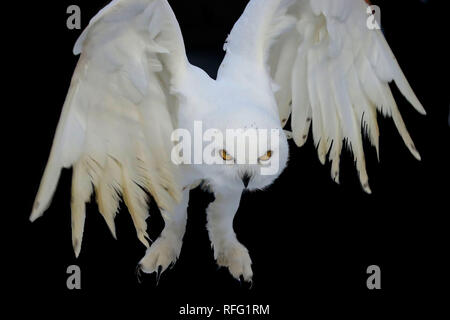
[139,236,181,278]
[214,240,253,282]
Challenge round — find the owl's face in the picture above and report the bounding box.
[200,115,290,192]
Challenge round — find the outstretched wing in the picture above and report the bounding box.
[31,0,188,256]
[220,0,425,193]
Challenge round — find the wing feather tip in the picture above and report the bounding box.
[29,213,39,223]
[73,239,82,258]
[408,97,427,115]
[29,214,40,223]
[293,135,307,148]
[318,154,326,165]
[138,233,150,248]
[409,144,422,161]
[417,105,427,116]
[362,183,372,195]
[30,201,44,222]
[109,225,118,240]
[332,173,340,185]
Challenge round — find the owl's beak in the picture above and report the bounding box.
[241,173,252,188]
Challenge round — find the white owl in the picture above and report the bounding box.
[31,0,425,282]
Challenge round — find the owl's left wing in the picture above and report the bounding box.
[220,0,425,193]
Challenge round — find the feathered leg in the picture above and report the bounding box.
[206,188,252,282]
[139,188,189,278]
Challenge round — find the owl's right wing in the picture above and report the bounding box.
[31,0,189,256]
[220,0,425,193]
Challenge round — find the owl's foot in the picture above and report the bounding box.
[215,240,253,282]
[138,235,182,278]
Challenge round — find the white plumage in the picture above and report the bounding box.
[31,0,424,281]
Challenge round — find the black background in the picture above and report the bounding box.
[6,0,449,316]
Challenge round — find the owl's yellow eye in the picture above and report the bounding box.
[259,150,273,162]
[220,149,233,161]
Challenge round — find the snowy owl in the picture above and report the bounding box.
[31,0,425,283]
